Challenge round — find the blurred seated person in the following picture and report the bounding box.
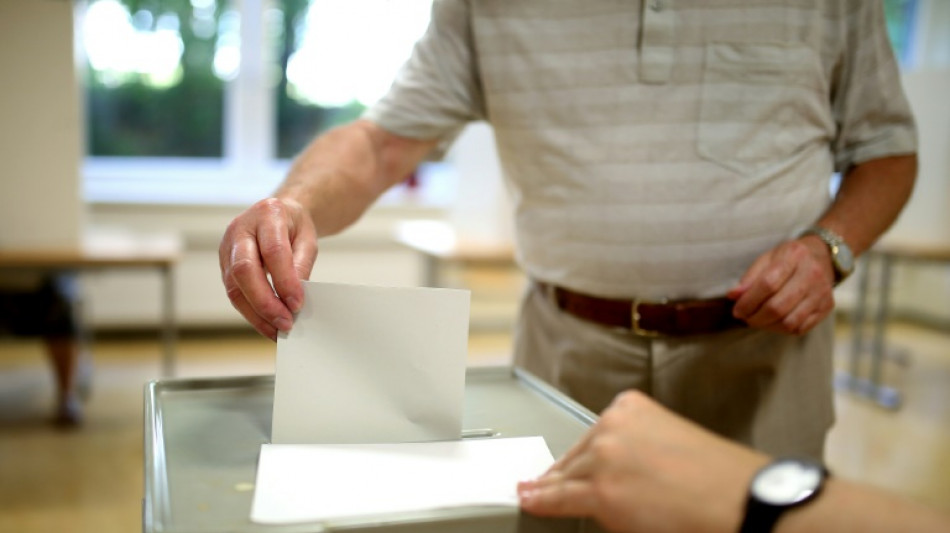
[0,273,84,426]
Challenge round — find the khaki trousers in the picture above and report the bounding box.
[513,283,835,460]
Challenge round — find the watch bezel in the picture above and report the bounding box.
[830,242,854,277]
[739,457,829,533]
[749,457,826,506]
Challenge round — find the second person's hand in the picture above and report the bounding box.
[518,390,767,533]
[219,197,318,340]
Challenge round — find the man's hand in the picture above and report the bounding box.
[518,390,767,533]
[219,197,318,340]
[727,236,836,335]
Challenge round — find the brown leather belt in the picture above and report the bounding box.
[538,282,746,337]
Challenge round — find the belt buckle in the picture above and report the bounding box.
[631,298,664,337]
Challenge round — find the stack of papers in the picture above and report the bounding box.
[251,437,555,524]
[250,281,555,525]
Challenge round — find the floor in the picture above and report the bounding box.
[1,316,949,532]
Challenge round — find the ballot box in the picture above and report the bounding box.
[143,366,604,533]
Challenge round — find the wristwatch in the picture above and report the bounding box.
[801,226,855,285]
[738,457,828,533]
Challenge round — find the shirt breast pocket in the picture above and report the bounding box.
[697,43,819,175]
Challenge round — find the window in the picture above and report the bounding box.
[79,0,435,204]
[274,0,431,158]
[884,0,919,67]
[82,0,228,157]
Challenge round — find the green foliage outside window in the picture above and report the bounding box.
[85,0,225,157]
[85,0,366,159]
[274,0,366,159]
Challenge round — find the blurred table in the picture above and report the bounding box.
[841,240,950,409]
[0,229,183,376]
[393,220,515,288]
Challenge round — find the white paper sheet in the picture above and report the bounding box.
[250,436,555,524]
[271,281,470,444]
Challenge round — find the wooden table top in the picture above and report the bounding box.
[0,230,182,270]
[871,240,950,263]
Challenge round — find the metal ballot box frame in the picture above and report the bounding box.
[144,367,605,533]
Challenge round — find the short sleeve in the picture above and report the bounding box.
[362,0,485,145]
[831,0,917,173]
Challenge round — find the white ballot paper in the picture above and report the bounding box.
[271,281,471,444]
[250,436,555,524]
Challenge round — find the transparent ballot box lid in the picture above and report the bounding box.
[143,366,604,533]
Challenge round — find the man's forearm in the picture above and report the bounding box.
[815,154,917,256]
[275,119,437,238]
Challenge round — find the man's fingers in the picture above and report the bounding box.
[257,217,305,317]
[287,219,319,313]
[781,290,833,335]
[741,274,806,328]
[794,306,829,335]
[732,257,794,321]
[731,253,770,297]
[226,236,294,332]
[224,279,279,341]
[741,245,835,332]
[218,197,321,338]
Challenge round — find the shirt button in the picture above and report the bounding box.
[650,0,662,11]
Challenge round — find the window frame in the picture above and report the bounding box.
[80,0,282,205]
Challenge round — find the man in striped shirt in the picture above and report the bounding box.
[220,0,916,460]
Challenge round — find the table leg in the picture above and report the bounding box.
[161,265,177,377]
[866,253,901,409]
[71,281,94,400]
[839,254,872,391]
[423,255,440,287]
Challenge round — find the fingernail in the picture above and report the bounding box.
[285,296,301,313]
[274,317,293,332]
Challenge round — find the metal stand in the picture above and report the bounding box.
[836,251,909,410]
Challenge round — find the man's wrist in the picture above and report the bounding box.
[798,234,837,285]
[799,226,855,285]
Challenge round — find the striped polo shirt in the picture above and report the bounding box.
[365,0,917,300]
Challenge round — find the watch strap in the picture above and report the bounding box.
[738,500,786,533]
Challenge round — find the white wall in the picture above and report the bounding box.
[444,122,513,245]
[0,0,83,249]
[877,70,950,324]
[887,70,950,244]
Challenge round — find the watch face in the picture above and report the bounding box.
[833,243,854,274]
[751,459,824,506]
